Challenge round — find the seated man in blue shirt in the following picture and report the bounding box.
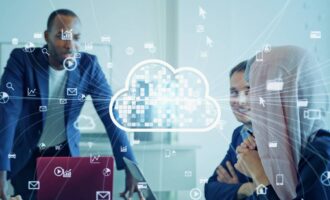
[205,61,256,200]
[0,9,142,200]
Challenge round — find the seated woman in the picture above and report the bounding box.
[205,61,257,200]
[234,46,330,199]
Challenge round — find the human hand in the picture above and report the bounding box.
[216,161,239,184]
[240,135,256,150]
[10,195,22,200]
[235,143,269,185]
[237,182,256,199]
[120,168,145,200]
[0,171,7,200]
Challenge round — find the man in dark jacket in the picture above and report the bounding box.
[0,9,142,200]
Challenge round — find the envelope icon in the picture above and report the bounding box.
[67,88,77,96]
[28,181,40,190]
[96,191,111,200]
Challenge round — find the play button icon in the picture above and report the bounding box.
[63,57,77,71]
[54,166,64,177]
[189,188,201,200]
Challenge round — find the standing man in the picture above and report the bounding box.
[0,9,142,200]
[204,61,256,200]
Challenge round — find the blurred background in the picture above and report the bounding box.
[0,0,329,199]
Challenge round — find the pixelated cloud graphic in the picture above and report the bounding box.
[109,59,220,132]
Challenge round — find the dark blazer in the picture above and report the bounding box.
[205,125,256,200]
[256,129,330,200]
[0,46,135,178]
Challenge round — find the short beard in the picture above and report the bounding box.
[48,48,63,67]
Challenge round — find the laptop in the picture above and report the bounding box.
[123,157,157,200]
[36,156,113,200]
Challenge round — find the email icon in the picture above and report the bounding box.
[28,181,40,190]
[67,88,77,96]
[96,191,111,200]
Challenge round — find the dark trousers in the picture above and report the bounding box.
[10,142,71,200]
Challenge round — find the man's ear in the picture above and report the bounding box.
[44,30,49,43]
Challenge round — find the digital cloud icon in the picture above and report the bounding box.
[74,115,96,130]
[109,59,220,132]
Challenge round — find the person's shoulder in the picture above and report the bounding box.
[307,129,330,158]
[77,52,101,74]
[315,129,330,136]
[10,47,44,59]
[7,47,42,69]
[80,52,98,62]
[10,47,28,57]
[311,129,330,145]
[233,125,244,137]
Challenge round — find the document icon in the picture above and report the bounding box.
[96,191,110,200]
[266,79,283,91]
[28,181,40,190]
[268,141,278,148]
[33,32,43,39]
[67,88,77,96]
[297,99,308,107]
[310,31,321,39]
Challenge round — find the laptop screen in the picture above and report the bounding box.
[36,156,113,200]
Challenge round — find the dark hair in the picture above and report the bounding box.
[47,9,79,31]
[229,60,247,78]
